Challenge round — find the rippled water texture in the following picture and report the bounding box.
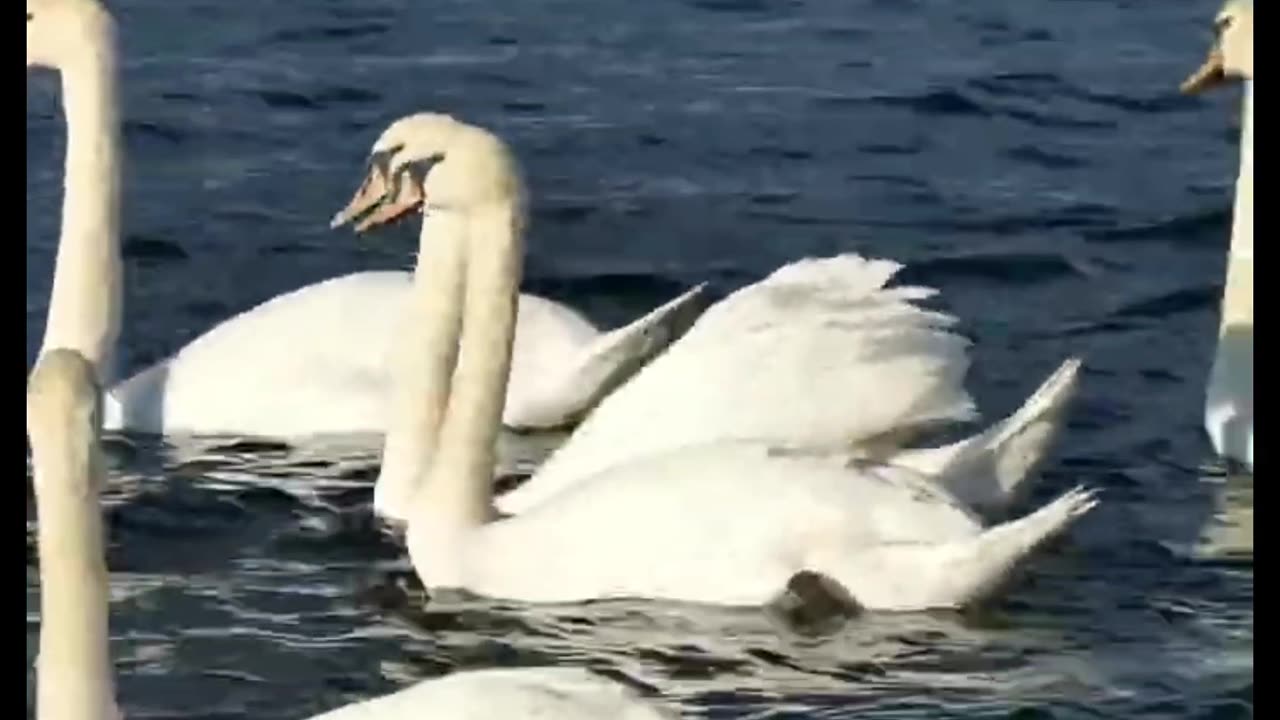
[26,0,1252,717]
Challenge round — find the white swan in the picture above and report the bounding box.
[343,140,1084,522]
[26,0,703,441]
[26,349,676,720]
[1181,0,1253,470]
[307,667,676,720]
[336,113,1097,610]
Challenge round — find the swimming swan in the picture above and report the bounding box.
[26,349,677,719]
[1181,0,1253,470]
[334,114,1085,522]
[26,0,703,441]
[334,113,1098,610]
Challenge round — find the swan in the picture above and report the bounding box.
[334,112,1098,610]
[341,137,1084,522]
[1181,0,1253,470]
[26,350,676,720]
[334,117,1085,522]
[26,0,704,441]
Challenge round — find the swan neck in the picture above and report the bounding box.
[373,212,468,520]
[43,29,123,380]
[30,418,114,719]
[412,204,524,528]
[1228,82,1252,262]
[1220,82,1253,332]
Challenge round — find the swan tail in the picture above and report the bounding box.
[503,284,707,430]
[893,357,1082,516]
[938,485,1097,608]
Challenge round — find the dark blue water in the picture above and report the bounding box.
[26,1,1252,717]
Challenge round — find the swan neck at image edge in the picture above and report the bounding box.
[41,32,124,380]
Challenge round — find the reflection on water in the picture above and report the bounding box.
[1193,473,1253,561]
[26,435,1253,718]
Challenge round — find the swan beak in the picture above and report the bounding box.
[330,168,390,230]
[352,175,425,233]
[330,166,426,234]
[1181,47,1227,94]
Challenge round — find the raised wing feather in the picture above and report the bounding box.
[499,254,977,515]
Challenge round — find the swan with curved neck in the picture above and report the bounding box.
[1181,0,1253,470]
[336,129,1087,523]
[25,349,676,719]
[337,113,1097,609]
[26,0,702,441]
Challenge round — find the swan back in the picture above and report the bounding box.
[28,349,119,720]
[307,667,676,720]
[499,254,976,514]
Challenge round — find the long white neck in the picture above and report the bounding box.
[1221,81,1252,331]
[416,205,522,525]
[41,28,124,382]
[401,202,522,585]
[31,405,115,719]
[373,211,469,520]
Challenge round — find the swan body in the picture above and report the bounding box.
[103,271,703,438]
[1182,0,1253,470]
[340,113,1096,610]
[440,443,1097,608]
[28,0,700,443]
[307,667,675,720]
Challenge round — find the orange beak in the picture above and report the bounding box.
[329,166,425,233]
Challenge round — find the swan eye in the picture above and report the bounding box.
[367,143,404,179]
[1215,16,1233,37]
[27,12,33,21]
[401,153,446,187]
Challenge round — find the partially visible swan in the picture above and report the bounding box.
[26,0,703,441]
[1181,0,1253,470]
[307,667,675,720]
[26,350,675,720]
[335,112,1097,610]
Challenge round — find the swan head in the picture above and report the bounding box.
[330,112,527,233]
[1181,0,1253,93]
[26,0,115,71]
[27,348,102,493]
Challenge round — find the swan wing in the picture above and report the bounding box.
[503,284,706,430]
[499,254,976,514]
